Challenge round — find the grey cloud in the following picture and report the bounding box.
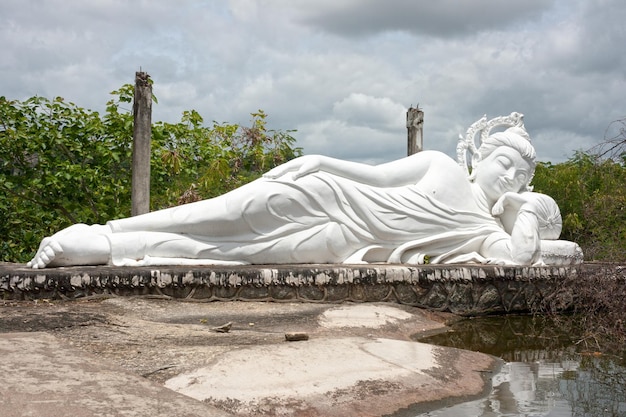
[548,0,626,76]
[296,120,406,163]
[332,93,406,130]
[294,0,556,38]
[1,0,624,166]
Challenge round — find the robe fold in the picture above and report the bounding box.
[105,172,506,266]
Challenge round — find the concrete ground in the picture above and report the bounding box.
[0,297,499,416]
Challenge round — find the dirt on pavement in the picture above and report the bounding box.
[0,296,495,417]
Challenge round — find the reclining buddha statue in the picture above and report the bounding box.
[28,112,583,268]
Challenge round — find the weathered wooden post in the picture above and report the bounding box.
[406,106,424,155]
[131,71,152,216]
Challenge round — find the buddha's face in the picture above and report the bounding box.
[473,147,533,204]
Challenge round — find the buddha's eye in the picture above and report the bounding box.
[496,156,512,168]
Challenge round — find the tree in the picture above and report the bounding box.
[590,116,626,163]
[0,87,301,262]
[532,152,626,261]
[0,94,133,261]
[150,108,301,209]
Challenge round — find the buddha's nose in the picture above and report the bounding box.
[501,173,514,188]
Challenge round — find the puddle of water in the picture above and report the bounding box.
[414,315,626,417]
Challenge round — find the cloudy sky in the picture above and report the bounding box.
[2,0,625,164]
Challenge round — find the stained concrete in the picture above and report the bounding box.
[3,262,618,315]
[0,298,496,417]
[0,332,230,417]
[2,262,621,415]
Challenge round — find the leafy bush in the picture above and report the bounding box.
[533,152,626,261]
[0,86,301,262]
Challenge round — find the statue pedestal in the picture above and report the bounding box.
[2,263,619,315]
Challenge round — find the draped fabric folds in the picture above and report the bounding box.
[106,172,505,266]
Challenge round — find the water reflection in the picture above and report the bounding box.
[415,315,626,417]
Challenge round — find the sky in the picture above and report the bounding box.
[2,0,625,165]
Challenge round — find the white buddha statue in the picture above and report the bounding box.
[27,113,583,268]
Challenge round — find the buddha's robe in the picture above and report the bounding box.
[105,172,505,266]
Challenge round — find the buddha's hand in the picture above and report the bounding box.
[263,155,322,180]
[492,191,542,216]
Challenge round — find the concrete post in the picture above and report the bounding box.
[131,71,152,216]
[406,106,424,155]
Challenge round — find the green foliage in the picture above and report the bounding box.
[532,152,626,261]
[0,87,301,262]
[150,109,301,209]
[0,94,133,261]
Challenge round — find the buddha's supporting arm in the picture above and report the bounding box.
[481,204,542,265]
[508,207,542,264]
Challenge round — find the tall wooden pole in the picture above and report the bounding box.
[131,71,152,216]
[406,106,424,155]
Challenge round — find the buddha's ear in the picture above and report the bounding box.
[468,151,482,181]
[471,151,482,171]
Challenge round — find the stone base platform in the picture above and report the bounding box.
[1,262,622,315]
